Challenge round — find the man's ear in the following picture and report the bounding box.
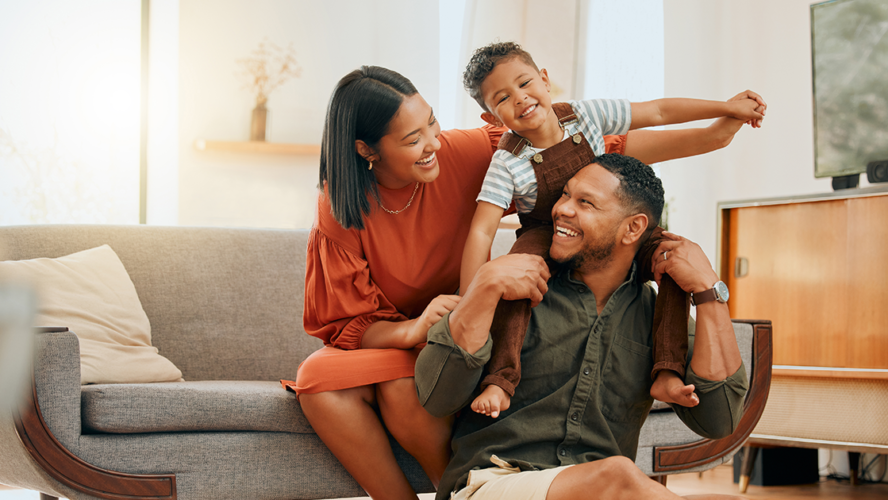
[355,140,377,162]
[621,213,649,247]
[480,112,503,127]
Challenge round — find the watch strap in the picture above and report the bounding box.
[691,288,718,306]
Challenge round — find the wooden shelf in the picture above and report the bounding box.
[194,140,320,155]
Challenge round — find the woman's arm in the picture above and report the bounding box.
[622,116,745,165]
[460,201,507,296]
[361,294,461,349]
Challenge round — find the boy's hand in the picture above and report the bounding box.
[727,98,765,128]
[728,90,767,128]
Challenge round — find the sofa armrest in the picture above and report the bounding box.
[651,319,773,473]
[14,329,177,500]
[32,330,82,453]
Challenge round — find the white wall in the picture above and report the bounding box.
[0,1,141,225]
[664,2,887,481]
[177,0,439,229]
[661,0,877,264]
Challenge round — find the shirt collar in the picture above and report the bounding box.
[557,261,639,293]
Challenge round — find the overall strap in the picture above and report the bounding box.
[496,102,579,155]
[552,102,579,127]
[496,130,530,155]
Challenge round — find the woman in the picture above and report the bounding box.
[293,65,755,500]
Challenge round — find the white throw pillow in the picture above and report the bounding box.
[0,245,183,384]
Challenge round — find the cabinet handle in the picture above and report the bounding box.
[735,257,749,278]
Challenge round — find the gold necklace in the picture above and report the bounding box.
[378,182,420,214]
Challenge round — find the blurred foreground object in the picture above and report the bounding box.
[0,282,37,412]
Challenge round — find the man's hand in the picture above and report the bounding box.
[651,231,720,294]
[449,253,550,355]
[728,90,767,128]
[469,253,551,306]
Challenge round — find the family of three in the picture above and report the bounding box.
[291,41,765,500]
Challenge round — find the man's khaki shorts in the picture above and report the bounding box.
[452,455,574,500]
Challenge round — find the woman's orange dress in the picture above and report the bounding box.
[288,128,627,395]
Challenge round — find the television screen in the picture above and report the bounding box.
[812,0,888,178]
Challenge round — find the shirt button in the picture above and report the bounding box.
[571,412,579,421]
[560,449,567,457]
[583,367,590,375]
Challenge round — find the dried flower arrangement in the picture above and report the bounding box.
[237,40,301,140]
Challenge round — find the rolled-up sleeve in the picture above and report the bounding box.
[415,312,493,417]
[672,362,748,440]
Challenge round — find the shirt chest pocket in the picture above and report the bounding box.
[599,334,654,423]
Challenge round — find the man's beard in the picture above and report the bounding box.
[552,224,618,272]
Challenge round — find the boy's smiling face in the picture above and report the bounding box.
[479,57,554,137]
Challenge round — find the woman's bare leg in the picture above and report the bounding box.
[299,386,418,500]
[377,377,454,487]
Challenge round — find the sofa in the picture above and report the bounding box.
[0,225,772,500]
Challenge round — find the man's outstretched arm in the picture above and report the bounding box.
[415,254,550,417]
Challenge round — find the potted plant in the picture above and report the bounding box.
[237,40,301,142]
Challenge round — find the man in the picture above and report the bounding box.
[415,154,747,500]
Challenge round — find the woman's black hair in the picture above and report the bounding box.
[319,65,418,230]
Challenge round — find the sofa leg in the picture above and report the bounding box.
[40,494,59,500]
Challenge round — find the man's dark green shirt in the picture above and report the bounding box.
[415,264,748,499]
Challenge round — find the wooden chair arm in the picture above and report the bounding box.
[652,320,773,472]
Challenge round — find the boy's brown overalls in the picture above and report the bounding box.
[482,102,690,397]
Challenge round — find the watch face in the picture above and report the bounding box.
[714,281,729,302]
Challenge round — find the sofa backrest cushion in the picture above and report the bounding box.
[0,225,322,381]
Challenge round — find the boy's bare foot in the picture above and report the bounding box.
[650,370,699,407]
[471,384,511,418]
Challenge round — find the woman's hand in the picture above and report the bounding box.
[726,98,765,126]
[407,294,462,347]
[727,90,767,128]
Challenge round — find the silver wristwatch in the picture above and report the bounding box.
[690,280,729,306]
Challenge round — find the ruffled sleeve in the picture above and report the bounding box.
[302,195,407,350]
[484,124,506,153]
[604,134,628,155]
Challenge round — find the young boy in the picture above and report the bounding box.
[461,41,765,418]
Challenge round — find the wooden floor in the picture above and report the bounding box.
[6,464,888,499]
[666,463,888,499]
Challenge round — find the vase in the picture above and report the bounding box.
[250,103,268,141]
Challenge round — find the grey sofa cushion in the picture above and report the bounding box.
[82,381,313,434]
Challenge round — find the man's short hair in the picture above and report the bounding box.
[463,41,539,112]
[592,154,664,233]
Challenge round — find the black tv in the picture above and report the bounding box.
[811,0,888,178]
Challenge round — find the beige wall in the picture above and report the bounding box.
[176,0,439,229]
[661,0,877,263]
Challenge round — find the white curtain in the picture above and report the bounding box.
[454,0,664,129]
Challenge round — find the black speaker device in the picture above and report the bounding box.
[867,160,888,183]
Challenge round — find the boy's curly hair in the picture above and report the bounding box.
[463,41,539,112]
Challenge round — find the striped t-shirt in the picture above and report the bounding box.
[476,99,631,213]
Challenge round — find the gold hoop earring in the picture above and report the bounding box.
[368,160,373,171]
